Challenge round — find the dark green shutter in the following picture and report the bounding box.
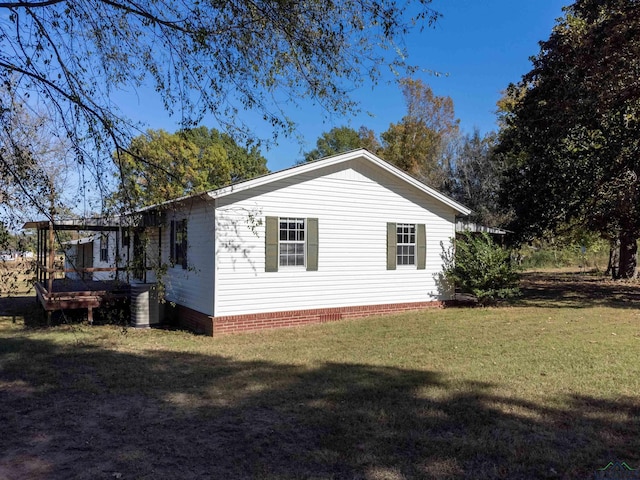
[182,220,188,269]
[417,224,426,270]
[306,218,318,271]
[387,222,396,270]
[265,216,278,272]
[170,220,175,264]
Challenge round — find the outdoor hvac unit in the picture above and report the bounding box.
[130,282,161,328]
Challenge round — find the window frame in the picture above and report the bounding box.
[387,222,426,270]
[170,219,188,269]
[99,234,109,263]
[396,223,417,266]
[278,217,306,268]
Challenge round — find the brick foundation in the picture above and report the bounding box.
[165,303,214,336]
[211,301,444,336]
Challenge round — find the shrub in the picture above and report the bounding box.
[516,239,610,271]
[441,232,520,305]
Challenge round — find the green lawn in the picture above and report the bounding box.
[1,271,639,479]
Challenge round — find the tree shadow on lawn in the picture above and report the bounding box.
[0,294,131,329]
[0,295,39,318]
[511,270,640,309]
[1,335,638,479]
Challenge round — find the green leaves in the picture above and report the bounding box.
[113,126,268,209]
[497,0,640,258]
[380,78,458,188]
[0,0,439,225]
[302,126,379,162]
[441,232,520,305]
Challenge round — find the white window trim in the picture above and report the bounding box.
[99,234,109,263]
[396,223,416,267]
[278,217,306,268]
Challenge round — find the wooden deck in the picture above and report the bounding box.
[35,279,131,323]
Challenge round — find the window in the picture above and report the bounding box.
[265,217,317,272]
[99,235,109,262]
[396,224,416,265]
[170,219,187,269]
[122,229,130,247]
[279,218,305,267]
[387,222,426,270]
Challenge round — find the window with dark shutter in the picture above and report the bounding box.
[265,216,318,272]
[170,219,188,269]
[387,222,426,269]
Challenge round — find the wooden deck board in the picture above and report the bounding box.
[35,279,131,313]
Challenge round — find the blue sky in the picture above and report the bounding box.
[116,0,568,173]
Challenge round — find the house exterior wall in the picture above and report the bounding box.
[91,232,119,281]
[160,199,216,316]
[213,157,457,318]
[116,229,131,283]
[143,227,161,284]
[64,241,95,281]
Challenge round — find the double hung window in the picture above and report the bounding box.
[265,216,318,272]
[387,222,426,270]
[279,218,306,267]
[396,223,416,266]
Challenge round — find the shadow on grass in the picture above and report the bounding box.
[1,334,638,479]
[510,270,640,310]
[0,295,45,326]
[0,294,132,329]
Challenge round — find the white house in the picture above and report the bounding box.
[63,234,119,281]
[134,149,471,335]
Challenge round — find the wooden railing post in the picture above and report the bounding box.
[48,220,54,295]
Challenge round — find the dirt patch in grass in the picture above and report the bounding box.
[0,271,639,479]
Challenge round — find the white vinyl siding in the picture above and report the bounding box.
[161,200,215,316]
[213,157,457,316]
[92,231,118,281]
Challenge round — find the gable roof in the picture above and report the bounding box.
[142,149,471,216]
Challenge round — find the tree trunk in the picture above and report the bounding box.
[606,240,620,278]
[617,230,638,279]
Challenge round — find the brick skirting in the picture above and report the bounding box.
[212,301,444,336]
[166,301,444,336]
[165,303,215,336]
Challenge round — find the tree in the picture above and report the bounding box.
[113,127,268,208]
[303,126,380,162]
[380,78,459,189]
[446,129,510,227]
[496,0,640,278]
[182,126,269,183]
[0,0,440,220]
[0,82,76,229]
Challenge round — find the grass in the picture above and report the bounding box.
[1,270,639,479]
[0,259,34,296]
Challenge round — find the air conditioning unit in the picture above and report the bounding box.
[130,282,161,328]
